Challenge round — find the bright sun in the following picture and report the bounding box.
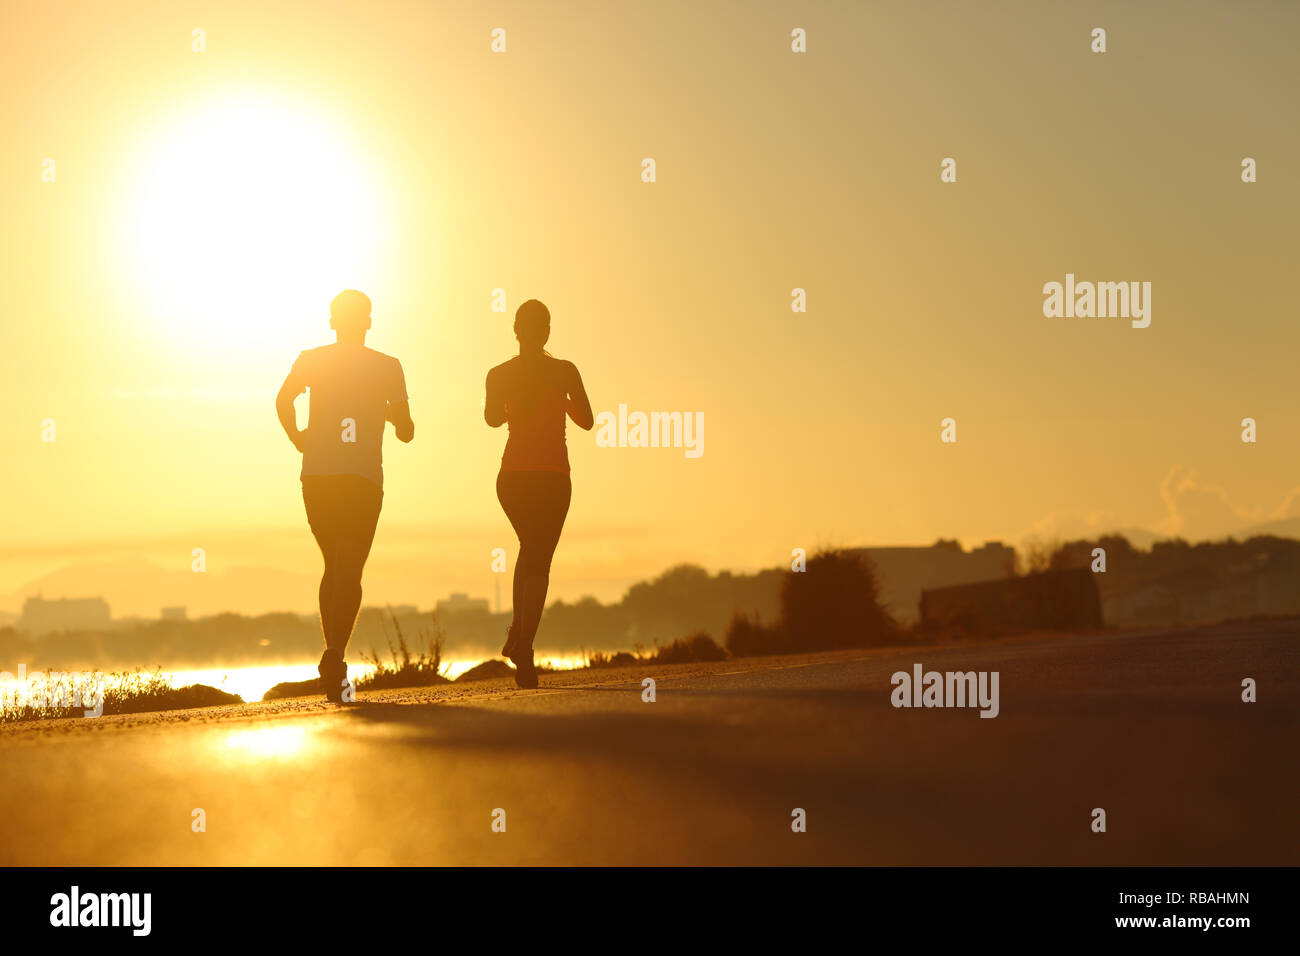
[121,92,388,354]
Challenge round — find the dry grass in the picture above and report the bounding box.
[0,668,242,723]
[356,611,451,690]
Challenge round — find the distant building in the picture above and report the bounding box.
[161,606,187,621]
[848,541,1017,624]
[435,593,490,615]
[921,568,1103,634]
[18,595,111,636]
[1104,584,1178,625]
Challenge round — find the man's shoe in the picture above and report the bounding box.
[318,650,348,703]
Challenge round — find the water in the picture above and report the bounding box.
[1,653,592,707]
[168,653,589,702]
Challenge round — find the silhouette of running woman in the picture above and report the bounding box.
[485,300,593,688]
[277,290,414,701]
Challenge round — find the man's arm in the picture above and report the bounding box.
[484,368,507,427]
[386,358,414,442]
[387,401,414,442]
[276,371,306,452]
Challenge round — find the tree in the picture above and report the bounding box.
[780,549,899,649]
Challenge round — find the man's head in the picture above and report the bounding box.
[330,289,372,341]
[514,299,550,352]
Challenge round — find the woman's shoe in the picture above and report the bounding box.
[502,624,538,688]
[512,650,539,690]
[501,624,519,660]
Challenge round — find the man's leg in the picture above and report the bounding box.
[305,478,352,701]
[303,479,338,652]
[317,568,337,650]
[324,479,382,659]
[325,538,365,657]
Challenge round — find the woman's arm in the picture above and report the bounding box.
[484,368,507,427]
[564,362,594,430]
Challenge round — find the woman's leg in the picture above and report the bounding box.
[497,472,528,646]
[516,473,571,649]
[497,471,572,650]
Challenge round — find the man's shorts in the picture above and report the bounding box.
[302,474,384,547]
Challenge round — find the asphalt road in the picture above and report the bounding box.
[2,618,1296,865]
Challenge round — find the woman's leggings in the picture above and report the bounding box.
[496,470,572,650]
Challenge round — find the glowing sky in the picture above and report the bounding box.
[3,0,1297,616]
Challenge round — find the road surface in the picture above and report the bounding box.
[1,618,1296,865]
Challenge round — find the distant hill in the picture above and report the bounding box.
[4,526,1298,669]
[1232,517,1300,541]
[0,556,317,619]
[1047,534,1300,626]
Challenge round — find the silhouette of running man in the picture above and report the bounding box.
[485,300,593,688]
[277,290,414,702]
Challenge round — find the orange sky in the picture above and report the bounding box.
[2,0,1298,617]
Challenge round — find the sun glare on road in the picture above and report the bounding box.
[223,725,311,759]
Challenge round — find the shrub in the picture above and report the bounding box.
[356,612,450,690]
[724,612,787,657]
[780,549,899,650]
[652,631,727,664]
[584,650,641,669]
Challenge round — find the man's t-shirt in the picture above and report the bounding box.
[287,344,407,489]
